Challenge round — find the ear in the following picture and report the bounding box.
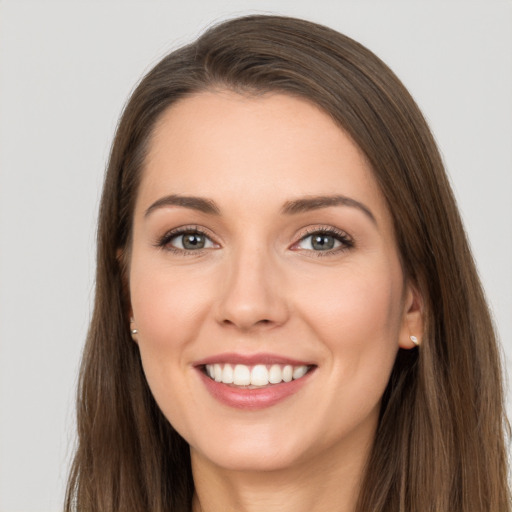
[398,282,424,349]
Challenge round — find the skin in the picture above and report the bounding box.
[128,91,423,512]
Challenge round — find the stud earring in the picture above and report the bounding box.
[130,318,138,340]
[410,335,419,346]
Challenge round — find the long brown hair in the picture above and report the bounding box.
[65,15,510,512]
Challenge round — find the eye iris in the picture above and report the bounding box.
[311,234,335,250]
[182,233,205,250]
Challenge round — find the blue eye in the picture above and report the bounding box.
[295,229,353,253]
[299,233,340,251]
[159,229,216,252]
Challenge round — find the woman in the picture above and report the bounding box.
[65,14,510,512]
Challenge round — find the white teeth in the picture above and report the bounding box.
[251,365,269,386]
[293,365,308,379]
[222,364,234,384]
[204,363,310,387]
[233,364,251,386]
[269,364,282,384]
[214,364,222,382]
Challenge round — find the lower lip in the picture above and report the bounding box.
[197,369,314,410]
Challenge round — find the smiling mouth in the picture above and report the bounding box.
[202,363,315,388]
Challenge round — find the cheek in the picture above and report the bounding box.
[298,262,403,371]
[128,260,215,417]
[128,260,213,424]
[130,260,212,350]
[290,263,404,441]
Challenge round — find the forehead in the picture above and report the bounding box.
[138,90,390,224]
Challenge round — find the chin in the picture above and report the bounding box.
[185,420,308,472]
[193,442,302,473]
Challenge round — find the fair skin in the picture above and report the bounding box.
[128,90,422,512]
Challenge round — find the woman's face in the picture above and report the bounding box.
[129,91,420,473]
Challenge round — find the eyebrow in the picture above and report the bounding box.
[144,194,221,217]
[281,195,376,224]
[144,193,376,224]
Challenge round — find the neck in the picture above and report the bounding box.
[190,429,373,512]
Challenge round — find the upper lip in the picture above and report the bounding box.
[193,352,315,367]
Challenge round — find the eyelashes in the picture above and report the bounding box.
[291,226,354,256]
[155,225,217,255]
[155,225,354,257]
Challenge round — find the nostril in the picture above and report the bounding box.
[221,318,273,328]
[256,319,272,326]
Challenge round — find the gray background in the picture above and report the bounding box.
[0,1,511,510]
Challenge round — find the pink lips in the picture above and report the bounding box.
[194,352,314,367]
[194,352,316,410]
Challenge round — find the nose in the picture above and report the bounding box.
[215,245,289,332]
